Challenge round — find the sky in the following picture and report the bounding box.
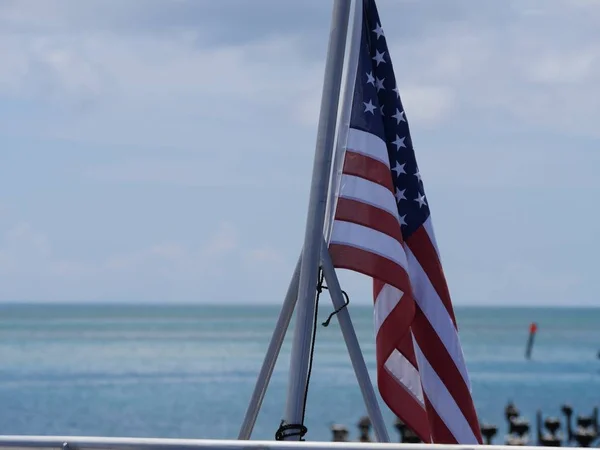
[0,0,599,306]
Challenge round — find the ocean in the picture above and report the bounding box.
[0,304,599,443]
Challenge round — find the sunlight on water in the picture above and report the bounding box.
[0,304,599,441]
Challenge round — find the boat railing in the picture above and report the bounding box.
[0,436,588,450]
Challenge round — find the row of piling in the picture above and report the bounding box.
[330,403,599,446]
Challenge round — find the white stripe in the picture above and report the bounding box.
[423,216,440,260]
[384,348,425,407]
[338,174,399,220]
[330,220,408,271]
[413,340,479,444]
[374,283,403,334]
[346,127,390,168]
[405,245,471,388]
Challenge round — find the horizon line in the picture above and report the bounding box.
[0,301,598,309]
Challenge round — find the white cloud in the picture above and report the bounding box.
[0,0,598,306]
[399,85,455,125]
[2,0,598,143]
[446,261,590,307]
[0,220,295,303]
[244,248,283,265]
[204,222,238,257]
[381,2,600,137]
[0,223,51,273]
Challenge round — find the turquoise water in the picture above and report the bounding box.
[0,304,599,442]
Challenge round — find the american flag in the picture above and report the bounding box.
[327,0,482,444]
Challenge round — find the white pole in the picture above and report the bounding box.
[282,0,352,441]
[324,0,363,243]
[0,436,577,450]
[321,1,390,438]
[238,255,302,440]
[319,244,390,443]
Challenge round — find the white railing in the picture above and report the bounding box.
[0,436,588,450]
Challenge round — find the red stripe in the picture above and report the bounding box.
[342,151,394,191]
[373,279,416,367]
[412,306,482,441]
[406,226,457,327]
[373,278,385,301]
[404,228,482,439]
[329,244,410,294]
[379,367,430,442]
[395,329,418,367]
[334,198,403,242]
[375,297,415,368]
[423,395,458,444]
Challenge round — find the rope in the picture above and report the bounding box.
[274,267,350,440]
[318,268,350,327]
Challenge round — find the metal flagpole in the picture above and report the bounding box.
[319,243,390,443]
[241,0,387,441]
[324,0,362,244]
[281,0,352,440]
[238,255,302,440]
[319,0,391,439]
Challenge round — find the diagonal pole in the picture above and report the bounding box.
[319,242,390,442]
[238,255,302,440]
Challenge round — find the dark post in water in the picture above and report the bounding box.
[525,322,538,360]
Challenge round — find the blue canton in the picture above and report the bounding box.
[348,0,430,239]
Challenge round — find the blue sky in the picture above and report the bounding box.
[0,0,599,306]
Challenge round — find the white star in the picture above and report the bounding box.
[375,77,385,92]
[414,194,427,208]
[392,109,406,124]
[395,188,406,203]
[392,162,406,176]
[414,169,422,182]
[372,50,386,66]
[363,99,376,114]
[399,214,407,226]
[393,85,400,98]
[380,105,384,116]
[366,71,375,85]
[372,23,384,40]
[392,135,406,150]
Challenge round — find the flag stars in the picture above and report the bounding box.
[375,77,385,92]
[392,162,406,176]
[414,169,422,182]
[372,49,386,66]
[372,23,384,39]
[392,135,406,150]
[363,99,377,114]
[399,214,407,226]
[414,194,427,208]
[395,188,406,203]
[392,109,406,124]
[393,85,400,98]
[366,71,375,85]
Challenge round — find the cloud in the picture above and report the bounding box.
[0,220,294,303]
[0,0,598,306]
[244,248,283,265]
[0,223,51,273]
[373,1,600,140]
[445,261,590,307]
[3,0,598,143]
[204,222,237,257]
[399,85,455,125]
